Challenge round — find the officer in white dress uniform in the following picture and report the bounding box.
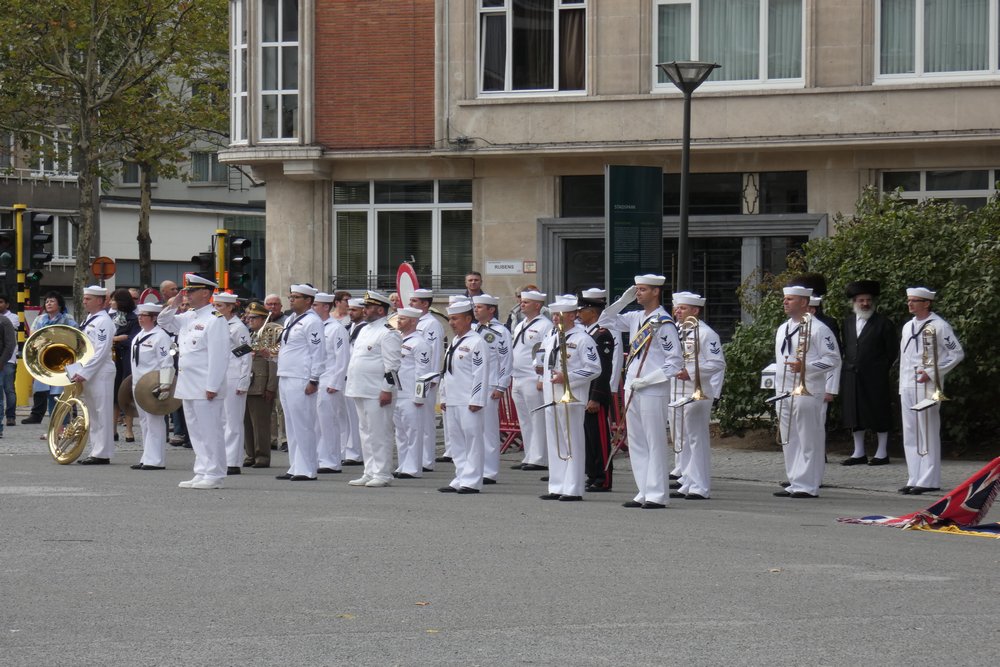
[538,299,600,501]
[275,284,326,482]
[345,291,402,488]
[509,290,553,471]
[473,294,512,485]
[409,288,446,470]
[392,307,433,478]
[771,286,841,498]
[341,298,367,465]
[128,303,173,470]
[667,292,726,500]
[313,292,350,474]
[72,285,117,465]
[158,275,230,489]
[438,300,490,494]
[598,275,683,508]
[213,292,252,474]
[898,286,964,495]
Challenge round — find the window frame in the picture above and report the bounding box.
[190,151,229,184]
[31,130,76,179]
[231,0,250,144]
[256,0,300,142]
[881,168,1000,208]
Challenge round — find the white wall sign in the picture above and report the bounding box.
[486,260,523,275]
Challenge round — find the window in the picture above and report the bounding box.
[54,215,75,261]
[333,180,474,291]
[120,162,158,186]
[664,172,743,215]
[878,0,1000,79]
[653,0,803,88]
[259,0,299,140]
[32,131,75,178]
[479,0,586,94]
[882,169,999,209]
[191,152,228,183]
[758,171,807,213]
[231,0,249,143]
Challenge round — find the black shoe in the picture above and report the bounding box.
[394,472,416,479]
[5,418,14,426]
[482,478,497,485]
[841,456,868,466]
[685,493,708,500]
[780,481,791,488]
[130,463,144,470]
[642,502,666,509]
[669,473,680,481]
[622,501,643,508]
[140,465,165,471]
[559,495,583,502]
[182,442,192,449]
[252,462,270,469]
[290,475,317,481]
[275,474,293,480]
[422,467,434,473]
[539,493,561,500]
[227,467,241,475]
[243,460,255,467]
[78,456,110,465]
[317,467,341,474]
[279,443,288,452]
[21,416,42,424]
[669,491,685,499]
[436,456,453,463]
[868,456,890,466]
[438,486,458,493]
[540,476,549,482]
[113,433,119,442]
[521,464,547,471]
[586,486,611,493]
[790,492,818,498]
[342,459,363,466]
[669,481,682,490]
[907,486,940,496]
[124,436,135,443]
[509,463,523,470]
[773,490,791,497]
[456,487,480,494]
[898,486,913,494]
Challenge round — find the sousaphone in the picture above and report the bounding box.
[23,324,95,464]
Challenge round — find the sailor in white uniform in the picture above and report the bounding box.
[341,298,367,465]
[409,288,446,470]
[392,306,433,478]
[313,292,350,475]
[72,285,117,465]
[213,292,252,474]
[128,303,173,470]
[509,290,553,472]
[473,294,512,485]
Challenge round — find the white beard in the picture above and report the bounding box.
[853,304,873,321]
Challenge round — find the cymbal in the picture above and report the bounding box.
[133,369,182,416]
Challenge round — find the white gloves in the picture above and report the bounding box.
[605,286,637,317]
[631,369,668,391]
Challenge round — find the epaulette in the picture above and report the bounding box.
[212,310,222,317]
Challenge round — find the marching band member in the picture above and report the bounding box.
[808,295,840,430]
[772,286,841,499]
[128,303,173,470]
[72,285,117,465]
[598,275,683,509]
[509,290,553,472]
[213,292,252,475]
[668,292,725,500]
[538,298,600,501]
[345,291,402,488]
[243,302,278,468]
[313,292,350,475]
[158,275,230,489]
[438,301,490,494]
[275,284,326,482]
[392,307,433,478]
[473,294,512,485]
[409,288,446,470]
[898,287,964,495]
[577,289,617,492]
[341,297,367,466]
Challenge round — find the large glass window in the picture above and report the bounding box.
[333,180,474,291]
[479,0,587,94]
[654,0,803,88]
[664,173,743,215]
[259,0,299,140]
[878,0,1000,79]
[191,152,229,183]
[881,168,1000,209]
[231,0,249,143]
[32,131,75,178]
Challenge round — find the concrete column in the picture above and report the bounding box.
[263,172,331,298]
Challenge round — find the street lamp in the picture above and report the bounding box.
[657,60,720,292]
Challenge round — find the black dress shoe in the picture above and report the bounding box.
[113,432,119,442]
[907,486,940,495]
[773,490,791,497]
[140,465,165,471]
[243,460,255,467]
[790,492,818,498]
[540,476,549,482]
[279,443,288,452]
[124,436,136,443]
[669,481,682,490]
[482,477,497,485]
[669,473,680,481]
[509,463,523,470]
[77,457,110,465]
[182,442,192,449]
[586,485,611,493]
[559,495,583,502]
[456,487,480,494]
[422,467,434,473]
[318,467,342,474]
[394,472,416,479]
[275,473,293,480]
[436,456,453,463]
[227,467,241,475]
[669,491,685,499]
[6,418,15,426]
[898,486,913,494]
[130,463,144,470]
[521,464,548,471]
[290,475,317,481]
[685,493,708,500]
[780,481,791,488]
[868,456,890,466]
[841,456,868,466]
[21,416,42,424]
[342,459,363,466]
[539,493,561,500]
[642,502,666,509]
[622,501,643,508]
[252,462,270,469]
[438,486,458,493]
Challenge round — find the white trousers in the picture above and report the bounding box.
[222,383,247,467]
[353,396,394,482]
[444,405,485,490]
[316,390,345,470]
[394,397,425,476]
[482,393,502,480]
[675,399,712,497]
[421,385,439,466]
[342,387,363,462]
[136,405,167,467]
[82,368,116,460]
[183,398,226,482]
[544,402,586,497]
[511,376,547,466]
[280,378,319,478]
[901,400,942,488]
[625,392,670,505]
[780,394,825,496]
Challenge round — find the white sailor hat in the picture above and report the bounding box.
[520,290,547,301]
[634,274,666,286]
[580,288,607,300]
[472,294,500,306]
[363,290,392,307]
[906,287,936,301]
[290,283,318,297]
[397,306,424,319]
[672,291,706,307]
[447,300,473,315]
[783,285,813,298]
[548,300,579,313]
[809,295,822,307]
[412,288,434,299]
[213,292,238,304]
[83,285,108,296]
[314,292,335,304]
[184,274,218,290]
[448,294,466,304]
[347,298,365,309]
[556,294,577,304]
[136,303,163,315]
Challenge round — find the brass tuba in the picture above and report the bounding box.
[23,324,95,464]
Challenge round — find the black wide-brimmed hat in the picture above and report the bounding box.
[845,280,881,298]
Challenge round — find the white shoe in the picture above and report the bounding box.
[365,478,390,488]
[192,479,224,490]
[348,475,373,486]
[178,477,200,488]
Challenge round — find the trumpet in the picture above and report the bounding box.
[912,325,945,456]
[553,317,577,461]
[669,316,709,453]
[774,313,812,446]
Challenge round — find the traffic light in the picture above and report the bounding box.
[192,251,216,277]
[0,229,16,299]
[227,236,252,294]
[24,211,53,270]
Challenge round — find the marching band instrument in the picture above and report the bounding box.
[605,319,661,471]
[133,367,183,416]
[771,313,811,447]
[251,312,283,356]
[553,317,577,461]
[23,324,95,464]
[668,316,709,453]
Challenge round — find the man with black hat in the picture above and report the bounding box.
[577,288,618,492]
[840,281,898,467]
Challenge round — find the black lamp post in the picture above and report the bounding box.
[656,60,720,292]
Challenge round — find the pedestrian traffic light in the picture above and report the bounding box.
[226,236,252,294]
[0,229,16,299]
[192,251,216,277]
[24,211,53,269]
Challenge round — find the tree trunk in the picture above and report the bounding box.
[72,108,98,324]
[137,162,153,288]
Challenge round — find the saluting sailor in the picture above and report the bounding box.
[577,288,618,492]
[409,288,446,469]
[213,292,252,475]
[340,297,367,466]
[509,289,553,472]
[598,275,683,509]
[275,284,326,482]
[158,274,230,489]
[472,294,512,485]
[72,285,117,465]
[128,303,173,470]
[313,292,350,475]
[392,306,433,478]
[345,291,402,488]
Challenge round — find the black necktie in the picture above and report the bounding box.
[349,321,367,344]
[781,324,800,356]
[445,335,466,374]
[513,318,536,348]
[81,314,97,330]
[133,333,154,366]
[282,313,305,343]
[903,320,930,353]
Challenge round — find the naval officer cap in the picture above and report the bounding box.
[290,283,318,297]
[520,289,547,301]
[314,292,335,304]
[783,285,813,298]
[472,294,500,306]
[578,288,607,308]
[83,285,108,296]
[184,274,218,290]
[906,286,936,301]
[634,274,666,286]
[397,306,424,319]
[446,300,473,315]
[412,288,434,300]
[672,291,706,307]
[347,298,365,308]
[364,290,392,307]
[136,303,163,315]
[213,292,238,304]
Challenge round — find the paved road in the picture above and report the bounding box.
[1,415,996,666]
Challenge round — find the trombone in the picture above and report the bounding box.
[552,317,577,461]
[669,316,709,453]
[911,324,945,456]
[771,313,812,446]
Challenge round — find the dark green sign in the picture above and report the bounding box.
[605,165,663,301]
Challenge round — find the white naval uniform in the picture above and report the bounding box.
[394,332,433,476]
[158,304,230,482]
[670,320,726,498]
[440,330,490,490]
[130,326,173,467]
[317,316,350,471]
[539,323,600,497]
[222,316,252,468]
[342,321,367,462]
[277,310,327,478]
[77,310,116,460]
[416,311,446,468]
[599,306,683,505]
[345,317,402,483]
[773,317,841,496]
[510,315,553,466]
[477,320,512,482]
[899,313,964,489]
